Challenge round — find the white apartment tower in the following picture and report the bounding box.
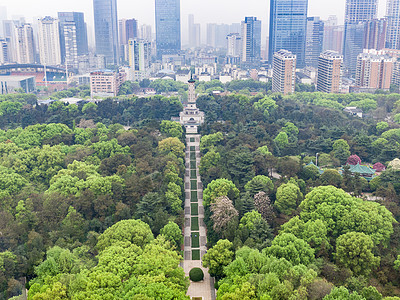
[38,16,62,66]
[128,39,151,81]
[317,50,343,93]
[12,24,35,64]
[63,22,78,69]
[272,49,297,95]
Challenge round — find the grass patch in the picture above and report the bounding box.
[191,191,198,202]
[190,146,195,151]
[191,180,197,190]
[190,169,197,179]
[190,152,196,160]
[191,203,199,215]
[191,217,199,231]
[190,138,195,142]
[192,249,200,260]
[190,160,196,169]
[191,232,200,248]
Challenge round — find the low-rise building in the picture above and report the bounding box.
[0,75,36,94]
[90,70,126,98]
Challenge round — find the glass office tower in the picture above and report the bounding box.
[155,0,181,59]
[241,17,262,63]
[58,12,88,56]
[386,0,400,49]
[93,0,119,65]
[269,0,308,68]
[343,0,377,76]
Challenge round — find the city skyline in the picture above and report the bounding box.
[0,0,388,44]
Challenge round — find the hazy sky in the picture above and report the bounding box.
[1,0,388,44]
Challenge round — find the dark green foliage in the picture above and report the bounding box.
[189,268,204,282]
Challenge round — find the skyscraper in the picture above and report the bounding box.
[241,17,262,63]
[155,0,181,58]
[188,14,200,48]
[63,22,78,69]
[58,12,88,56]
[305,17,324,68]
[272,49,297,95]
[386,0,400,50]
[128,39,151,81]
[317,50,343,93]
[119,19,138,45]
[0,7,7,38]
[363,18,387,50]
[37,17,62,66]
[12,23,35,64]
[343,0,378,76]
[93,0,119,65]
[269,0,308,68]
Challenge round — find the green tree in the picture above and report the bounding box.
[160,120,183,139]
[335,232,380,276]
[160,222,183,250]
[264,233,315,266]
[332,139,351,165]
[202,239,234,280]
[253,96,278,117]
[203,179,240,207]
[323,286,365,300]
[244,175,274,197]
[275,182,302,215]
[274,132,289,150]
[158,137,185,159]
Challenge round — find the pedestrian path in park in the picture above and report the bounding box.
[182,134,215,300]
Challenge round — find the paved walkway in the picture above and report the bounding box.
[183,134,215,300]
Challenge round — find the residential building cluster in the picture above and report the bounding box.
[1,0,400,96]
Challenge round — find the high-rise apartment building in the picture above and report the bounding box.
[305,17,324,68]
[139,25,152,41]
[207,23,240,49]
[386,0,400,50]
[155,0,181,58]
[364,19,387,50]
[0,7,7,38]
[12,23,35,64]
[226,33,241,57]
[128,39,151,81]
[272,49,297,95]
[58,12,88,57]
[37,17,62,66]
[241,17,262,63]
[0,39,9,64]
[63,22,78,69]
[343,0,378,76]
[355,49,395,90]
[269,0,308,68]
[317,50,343,93]
[119,19,138,45]
[93,0,119,65]
[188,15,200,48]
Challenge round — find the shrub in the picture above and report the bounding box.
[189,267,204,282]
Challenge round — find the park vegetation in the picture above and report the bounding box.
[1,84,400,299]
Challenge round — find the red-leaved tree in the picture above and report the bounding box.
[347,155,361,165]
[373,162,385,172]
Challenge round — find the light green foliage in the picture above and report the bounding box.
[203,178,240,207]
[348,99,377,112]
[200,132,223,152]
[332,139,351,164]
[158,137,185,159]
[160,120,183,138]
[199,149,221,174]
[97,219,154,252]
[320,169,342,187]
[335,232,380,275]
[282,122,299,143]
[376,121,389,133]
[91,139,130,160]
[253,96,278,117]
[264,233,315,266]
[218,247,317,299]
[361,286,382,300]
[165,182,182,214]
[202,239,234,279]
[0,251,17,272]
[245,175,274,197]
[280,216,330,252]
[239,211,263,231]
[300,186,395,244]
[0,166,28,198]
[274,132,289,149]
[323,286,365,300]
[82,102,97,114]
[256,145,272,156]
[0,101,23,116]
[382,129,400,141]
[160,222,183,250]
[275,182,302,215]
[394,255,400,270]
[47,160,124,196]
